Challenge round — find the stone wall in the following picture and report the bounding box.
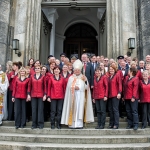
[137,0,150,60]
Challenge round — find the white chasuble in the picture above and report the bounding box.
[61,74,94,128]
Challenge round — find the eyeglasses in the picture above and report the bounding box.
[104,60,108,61]
[35,68,40,70]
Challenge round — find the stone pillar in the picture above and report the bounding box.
[106,0,122,59]
[107,0,137,59]
[13,0,42,65]
[0,0,10,68]
[43,8,58,56]
[137,0,150,59]
[25,0,42,64]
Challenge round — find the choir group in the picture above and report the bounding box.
[0,53,150,130]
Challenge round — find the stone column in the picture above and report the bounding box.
[106,0,122,59]
[43,8,58,56]
[0,0,10,68]
[13,0,42,65]
[25,0,43,64]
[107,0,137,59]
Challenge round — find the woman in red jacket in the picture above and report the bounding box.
[47,66,66,129]
[12,67,29,129]
[61,64,71,91]
[27,65,46,129]
[108,64,122,129]
[140,70,150,129]
[8,61,22,121]
[93,67,108,129]
[124,67,139,130]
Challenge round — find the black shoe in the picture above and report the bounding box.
[133,126,138,130]
[95,126,100,129]
[120,116,124,118]
[39,126,43,129]
[16,126,19,129]
[57,125,61,129]
[31,126,36,129]
[107,126,113,129]
[126,125,133,129]
[113,126,118,129]
[99,126,104,129]
[51,124,55,129]
[141,126,145,129]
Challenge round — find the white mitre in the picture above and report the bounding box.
[73,59,83,70]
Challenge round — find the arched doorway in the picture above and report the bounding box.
[64,23,98,59]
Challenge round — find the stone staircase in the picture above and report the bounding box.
[0,117,150,150]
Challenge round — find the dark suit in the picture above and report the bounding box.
[91,62,99,72]
[118,67,129,118]
[59,62,64,70]
[82,62,94,86]
[118,64,129,70]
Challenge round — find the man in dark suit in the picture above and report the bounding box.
[59,53,66,69]
[91,55,99,72]
[118,56,129,70]
[81,53,94,87]
[118,60,129,118]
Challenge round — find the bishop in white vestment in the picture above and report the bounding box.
[61,60,94,128]
[0,65,9,124]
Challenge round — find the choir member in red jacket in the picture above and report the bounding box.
[139,70,150,128]
[27,65,46,129]
[8,61,22,121]
[12,67,29,129]
[41,65,50,121]
[27,58,34,68]
[61,64,71,91]
[30,60,41,76]
[93,67,108,129]
[25,66,31,122]
[123,67,139,130]
[108,64,122,129]
[47,66,66,129]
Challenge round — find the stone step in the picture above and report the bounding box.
[0,126,150,135]
[1,121,145,128]
[0,132,149,144]
[0,141,150,150]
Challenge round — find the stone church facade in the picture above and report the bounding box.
[0,0,150,67]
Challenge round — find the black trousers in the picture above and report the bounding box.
[31,98,44,128]
[95,99,106,127]
[15,98,26,127]
[108,97,120,127]
[125,100,139,127]
[26,101,31,120]
[51,99,63,125]
[8,90,14,121]
[141,103,150,127]
[44,100,50,121]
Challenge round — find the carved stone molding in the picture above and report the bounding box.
[43,15,52,35]
[99,11,106,34]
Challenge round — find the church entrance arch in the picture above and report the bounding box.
[64,23,98,59]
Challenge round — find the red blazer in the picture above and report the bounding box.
[124,76,139,100]
[12,77,29,99]
[47,75,66,99]
[30,67,35,76]
[28,74,46,98]
[61,72,71,91]
[7,71,15,91]
[108,73,122,98]
[140,80,150,103]
[136,70,143,80]
[93,75,108,99]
